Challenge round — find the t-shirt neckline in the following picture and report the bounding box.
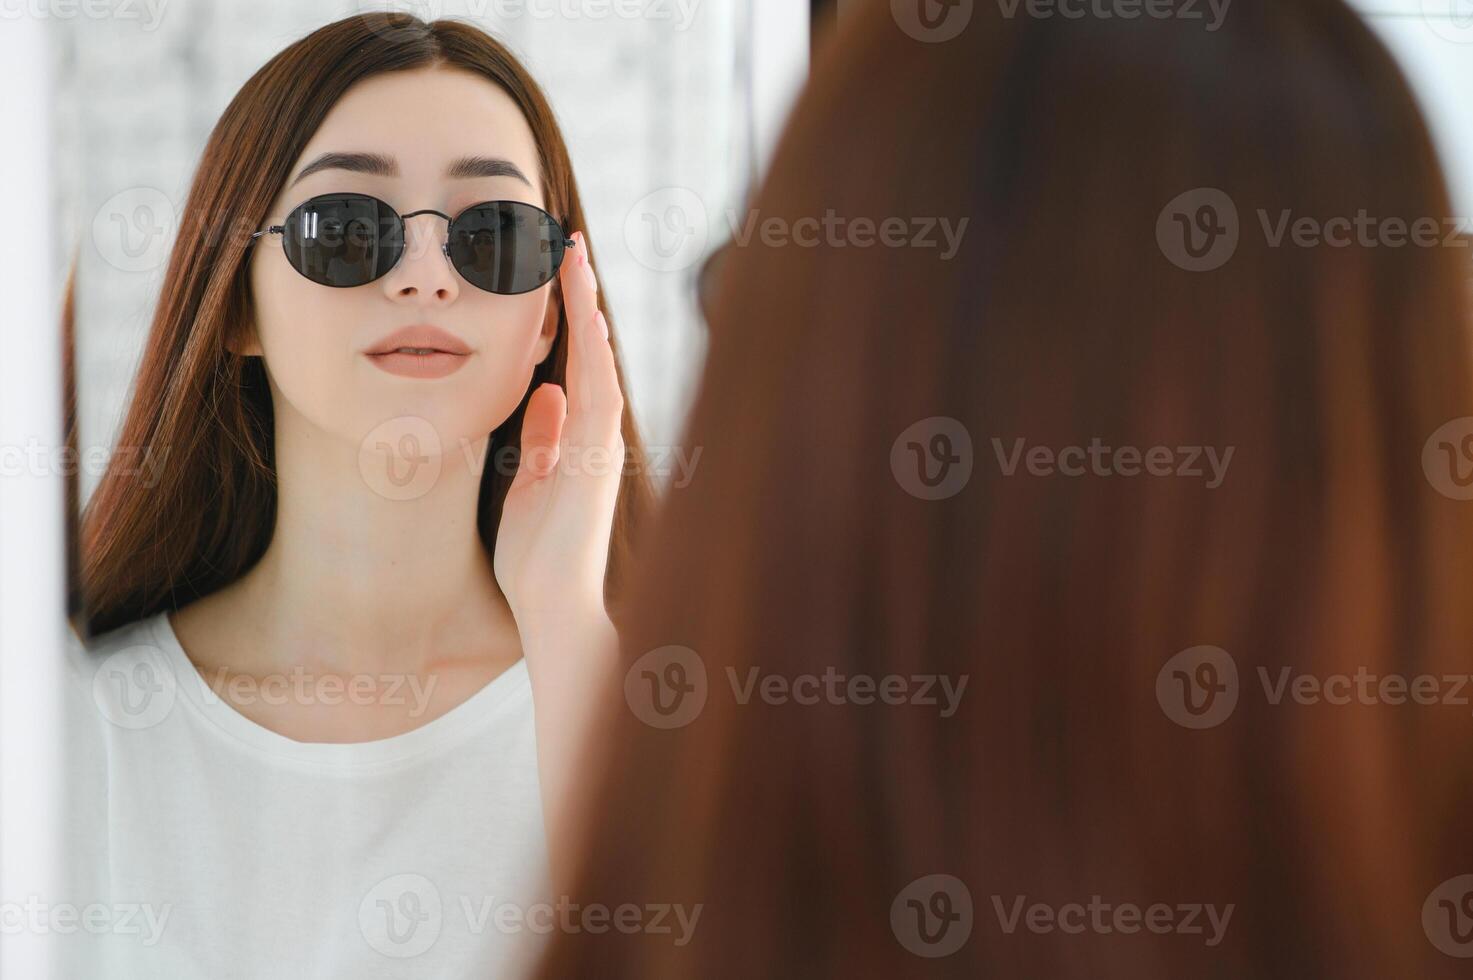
[149,611,531,770]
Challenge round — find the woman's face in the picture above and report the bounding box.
[242,66,558,456]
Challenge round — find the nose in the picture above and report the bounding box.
[382,211,459,304]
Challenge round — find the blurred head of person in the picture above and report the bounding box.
[537,0,1473,977]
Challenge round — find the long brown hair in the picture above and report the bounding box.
[66,13,650,639]
[540,1,1473,977]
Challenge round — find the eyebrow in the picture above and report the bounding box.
[287,151,533,188]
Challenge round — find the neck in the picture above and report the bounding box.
[230,404,517,675]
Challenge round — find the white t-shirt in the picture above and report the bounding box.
[57,611,551,979]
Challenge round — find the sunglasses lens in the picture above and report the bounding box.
[281,195,403,288]
[447,202,565,295]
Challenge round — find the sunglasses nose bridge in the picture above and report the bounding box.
[395,209,455,264]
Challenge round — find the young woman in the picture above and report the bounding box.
[538,1,1473,978]
[60,13,648,977]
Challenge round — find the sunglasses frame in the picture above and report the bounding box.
[249,192,577,296]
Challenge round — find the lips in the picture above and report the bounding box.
[365,324,471,356]
[364,324,472,380]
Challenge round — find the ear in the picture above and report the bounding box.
[533,279,561,365]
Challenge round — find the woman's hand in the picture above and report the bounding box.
[493,231,624,633]
[492,231,626,885]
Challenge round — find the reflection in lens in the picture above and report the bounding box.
[283,194,402,288]
[448,201,564,295]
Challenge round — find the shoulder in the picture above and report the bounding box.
[65,613,167,679]
[63,612,174,719]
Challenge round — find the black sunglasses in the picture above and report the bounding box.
[250,192,576,295]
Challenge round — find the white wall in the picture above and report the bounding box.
[1350,0,1473,214]
[0,12,64,979]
